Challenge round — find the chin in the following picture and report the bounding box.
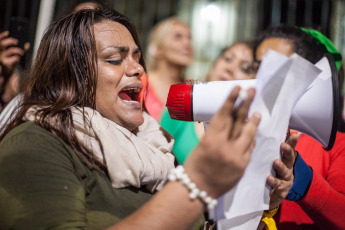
[124,113,144,131]
[175,57,192,67]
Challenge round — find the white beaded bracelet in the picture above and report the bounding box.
[168,165,218,211]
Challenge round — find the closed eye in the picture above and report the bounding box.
[106,60,123,65]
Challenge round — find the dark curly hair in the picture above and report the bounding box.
[253,25,329,64]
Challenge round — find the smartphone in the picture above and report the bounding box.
[8,17,29,49]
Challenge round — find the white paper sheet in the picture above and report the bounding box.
[210,50,321,229]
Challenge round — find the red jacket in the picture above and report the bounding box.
[276,132,345,230]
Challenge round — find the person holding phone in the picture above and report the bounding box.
[0,30,28,111]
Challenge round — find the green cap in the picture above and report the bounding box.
[300,27,342,72]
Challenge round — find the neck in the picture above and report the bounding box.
[148,62,187,105]
[154,61,185,82]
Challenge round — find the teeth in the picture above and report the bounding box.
[123,100,140,104]
[122,87,141,93]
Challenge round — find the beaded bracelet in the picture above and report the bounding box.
[168,165,218,211]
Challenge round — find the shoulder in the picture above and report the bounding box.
[0,123,91,229]
[297,132,345,158]
[329,132,345,159]
[1,121,70,154]
[334,132,345,142]
[0,122,85,175]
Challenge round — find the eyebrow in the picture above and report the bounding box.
[100,46,141,54]
[101,46,129,52]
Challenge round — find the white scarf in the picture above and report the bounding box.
[24,107,175,192]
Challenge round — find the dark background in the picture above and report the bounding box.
[0,0,337,69]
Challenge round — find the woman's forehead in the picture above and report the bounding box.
[94,21,126,38]
[225,44,253,61]
[93,21,136,50]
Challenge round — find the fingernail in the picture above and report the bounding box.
[268,176,275,184]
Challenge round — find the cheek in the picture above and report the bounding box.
[216,60,229,72]
[235,72,246,79]
[212,62,223,73]
[96,67,124,108]
[98,65,124,87]
[235,71,251,80]
[209,64,222,81]
[165,51,183,63]
[168,41,182,53]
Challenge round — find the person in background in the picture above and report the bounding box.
[253,25,345,230]
[144,17,193,121]
[0,8,263,229]
[161,41,256,165]
[205,41,255,82]
[52,0,105,21]
[0,31,27,111]
[0,0,102,129]
[72,0,104,12]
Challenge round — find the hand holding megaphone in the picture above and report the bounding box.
[167,54,339,150]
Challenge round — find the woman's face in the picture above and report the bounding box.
[208,43,253,81]
[157,23,193,67]
[255,37,294,62]
[94,20,145,131]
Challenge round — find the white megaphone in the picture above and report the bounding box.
[166,53,339,150]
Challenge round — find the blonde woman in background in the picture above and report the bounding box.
[144,17,193,121]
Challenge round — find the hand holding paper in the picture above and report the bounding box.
[210,50,321,230]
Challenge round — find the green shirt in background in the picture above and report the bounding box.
[160,108,200,164]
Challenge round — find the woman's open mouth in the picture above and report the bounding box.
[118,87,142,104]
